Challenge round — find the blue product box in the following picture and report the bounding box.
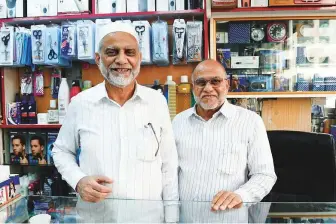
[28,131,47,165]
[47,131,58,165]
[297,81,310,91]
[217,48,231,69]
[312,81,325,91]
[248,75,273,92]
[230,73,248,92]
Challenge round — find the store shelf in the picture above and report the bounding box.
[0,124,62,129]
[0,9,205,25]
[227,91,336,98]
[2,163,55,167]
[212,6,336,13]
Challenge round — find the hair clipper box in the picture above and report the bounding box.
[248,75,273,92]
[28,131,47,165]
[9,131,28,165]
[47,131,58,165]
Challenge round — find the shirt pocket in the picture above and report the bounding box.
[217,143,246,175]
[136,123,161,162]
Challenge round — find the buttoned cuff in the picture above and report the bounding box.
[67,171,87,191]
[234,188,253,203]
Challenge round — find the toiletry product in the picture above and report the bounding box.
[58,78,70,124]
[47,100,58,124]
[164,76,177,120]
[151,79,164,94]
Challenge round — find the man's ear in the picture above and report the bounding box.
[95,52,101,66]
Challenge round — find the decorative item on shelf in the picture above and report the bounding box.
[9,131,28,164]
[0,26,14,65]
[266,22,287,42]
[251,23,266,43]
[173,19,187,65]
[28,131,47,165]
[217,48,231,68]
[77,20,96,64]
[61,22,77,59]
[296,22,314,37]
[211,0,237,8]
[248,74,273,92]
[133,20,152,65]
[152,19,169,66]
[186,20,203,62]
[228,23,250,44]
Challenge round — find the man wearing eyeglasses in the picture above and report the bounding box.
[172,59,276,222]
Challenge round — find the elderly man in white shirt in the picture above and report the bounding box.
[52,22,179,223]
[172,59,277,222]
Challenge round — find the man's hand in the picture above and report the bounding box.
[76,176,113,203]
[211,191,243,211]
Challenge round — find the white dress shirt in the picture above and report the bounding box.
[52,81,179,222]
[172,100,276,202]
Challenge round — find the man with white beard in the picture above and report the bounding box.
[172,59,277,222]
[52,22,179,223]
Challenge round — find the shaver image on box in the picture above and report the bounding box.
[6,0,16,18]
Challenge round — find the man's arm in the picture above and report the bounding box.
[159,97,179,223]
[51,96,87,190]
[234,115,277,203]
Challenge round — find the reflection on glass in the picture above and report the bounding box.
[2,196,336,223]
[216,19,336,93]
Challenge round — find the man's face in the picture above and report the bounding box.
[95,32,141,88]
[31,140,43,157]
[12,139,24,156]
[193,65,229,110]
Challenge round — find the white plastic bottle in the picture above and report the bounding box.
[164,76,177,120]
[58,78,70,124]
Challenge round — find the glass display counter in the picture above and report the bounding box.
[1,196,336,223]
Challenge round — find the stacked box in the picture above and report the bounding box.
[28,131,47,165]
[9,131,29,165]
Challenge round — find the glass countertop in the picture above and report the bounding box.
[1,196,336,223]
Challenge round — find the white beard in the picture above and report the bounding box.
[193,91,225,110]
[98,59,140,88]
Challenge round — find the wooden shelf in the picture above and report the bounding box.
[227,91,336,98]
[0,124,61,129]
[0,9,205,25]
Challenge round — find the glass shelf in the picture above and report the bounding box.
[214,18,336,96]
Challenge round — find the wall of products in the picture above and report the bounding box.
[0,0,203,19]
[216,19,336,93]
[211,0,335,8]
[0,18,203,67]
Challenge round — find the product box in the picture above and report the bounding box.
[47,131,59,165]
[230,73,249,92]
[28,131,47,165]
[58,0,89,13]
[212,0,237,8]
[248,74,273,92]
[6,175,20,200]
[231,56,259,69]
[273,74,290,92]
[217,48,231,68]
[27,0,57,17]
[9,131,29,165]
[0,181,7,206]
[269,0,294,6]
[238,0,268,7]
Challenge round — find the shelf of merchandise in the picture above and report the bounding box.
[227,91,336,98]
[2,163,55,167]
[211,6,336,13]
[0,9,205,25]
[0,124,62,129]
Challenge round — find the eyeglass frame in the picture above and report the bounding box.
[193,76,228,88]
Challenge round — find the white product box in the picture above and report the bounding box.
[231,56,259,69]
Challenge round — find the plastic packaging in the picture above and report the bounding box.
[152,20,169,66]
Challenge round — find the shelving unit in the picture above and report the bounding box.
[227,91,336,99]
[0,1,209,166]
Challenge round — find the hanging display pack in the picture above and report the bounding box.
[31,25,46,64]
[77,20,96,63]
[33,70,44,96]
[0,26,14,65]
[61,22,77,59]
[133,20,152,65]
[152,19,169,66]
[20,70,33,95]
[173,19,187,65]
[187,20,203,62]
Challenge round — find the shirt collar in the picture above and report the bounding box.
[187,99,236,119]
[91,81,149,103]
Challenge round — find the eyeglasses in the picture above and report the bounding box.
[194,77,225,88]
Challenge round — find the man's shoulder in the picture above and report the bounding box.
[173,108,194,124]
